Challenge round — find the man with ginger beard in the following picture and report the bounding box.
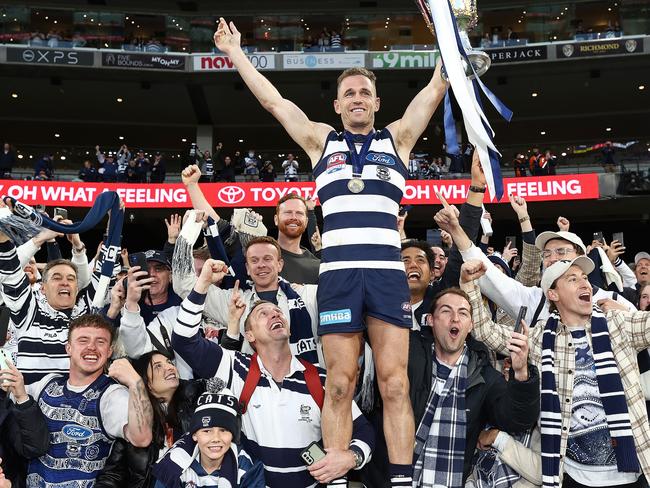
[275,194,320,284]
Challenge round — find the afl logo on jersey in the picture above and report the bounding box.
[326,153,347,174]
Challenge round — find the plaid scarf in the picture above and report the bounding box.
[540,308,640,488]
[0,192,123,309]
[413,346,469,488]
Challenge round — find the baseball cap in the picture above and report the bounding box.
[540,256,595,295]
[190,390,241,443]
[143,250,171,268]
[535,231,587,254]
[488,253,512,278]
[635,252,650,265]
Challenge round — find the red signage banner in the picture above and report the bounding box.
[0,174,599,208]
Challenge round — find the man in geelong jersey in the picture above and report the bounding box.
[213,18,448,487]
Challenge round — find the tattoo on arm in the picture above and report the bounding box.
[127,379,153,440]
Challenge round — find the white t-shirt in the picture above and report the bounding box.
[26,373,130,439]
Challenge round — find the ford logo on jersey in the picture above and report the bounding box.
[62,424,93,441]
[366,153,396,166]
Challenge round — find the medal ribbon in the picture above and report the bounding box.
[343,130,375,176]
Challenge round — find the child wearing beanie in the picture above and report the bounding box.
[152,390,264,488]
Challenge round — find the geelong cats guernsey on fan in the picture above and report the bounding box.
[313,129,412,333]
[314,129,407,272]
[27,374,116,487]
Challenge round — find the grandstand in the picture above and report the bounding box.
[0,0,649,253]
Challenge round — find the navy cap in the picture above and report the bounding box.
[143,250,171,268]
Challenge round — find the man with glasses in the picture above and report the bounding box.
[435,202,635,327]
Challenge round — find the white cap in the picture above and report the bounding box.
[540,256,595,295]
[535,231,587,254]
[635,252,650,265]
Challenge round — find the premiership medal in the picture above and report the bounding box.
[343,130,375,195]
[347,177,365,193]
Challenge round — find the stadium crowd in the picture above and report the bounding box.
[0,157,649,488]
[2,15,650,488]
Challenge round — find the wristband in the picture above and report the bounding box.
[469,185,486,193]
[518,215,530,224]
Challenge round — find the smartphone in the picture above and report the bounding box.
[612,232,624,248]
[514,306,528,334]
[0,348,12,371]
[398,205,412,216]
[54,207,68,220]
[506,235,517,249]
[426,228,443,247]
[128,252,149,278]
[593,231,605,244]
[300,441,327,466]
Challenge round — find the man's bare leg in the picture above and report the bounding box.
[321,332,363,451]
[367,316,414,486]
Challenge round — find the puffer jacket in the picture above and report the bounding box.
[95,379,207,488]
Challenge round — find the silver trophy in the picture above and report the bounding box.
[415,0,491,79]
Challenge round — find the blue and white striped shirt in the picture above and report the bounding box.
[313,129,408,274]
[171,291,375,488]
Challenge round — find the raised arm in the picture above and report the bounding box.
[107,359,153,448]
[386,61,447,163]
[214,18,332,164]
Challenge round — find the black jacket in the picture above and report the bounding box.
[361,331,539,486]
[95,379,207,488]
[0,391,50,488]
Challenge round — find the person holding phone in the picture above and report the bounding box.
[465,256,650,488]
[169,259,375,487]
[409,285,539,487]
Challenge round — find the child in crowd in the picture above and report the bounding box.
[152,390,264,488]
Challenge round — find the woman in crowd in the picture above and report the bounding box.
[96,351,208,488]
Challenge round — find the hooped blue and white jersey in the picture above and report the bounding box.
[313,128,408,274]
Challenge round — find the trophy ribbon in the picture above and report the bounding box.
[417,0,511,201]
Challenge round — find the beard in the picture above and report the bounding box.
[278,219,306,238]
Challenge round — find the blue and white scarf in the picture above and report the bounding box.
[413,346,469,488]
[152,433,264,488]
[276,277,318,364]
[540,308,640,488]
[0,192,123,308]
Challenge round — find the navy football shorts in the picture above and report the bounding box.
[317,268,412,335]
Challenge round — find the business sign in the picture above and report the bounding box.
[193,53,275,71]
[370,51,439,69]
[282,53,364,70]
[557,37,643,58]
[5,46,94,66]
[487,45,548,64]
[101,52,185,70]
[0,174,598,209]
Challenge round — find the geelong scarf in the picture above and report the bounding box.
[540,309,640,488]
[413,346,469,488]
[277,278,318,364]
[0,192,123,309]
[153,433,239,488]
